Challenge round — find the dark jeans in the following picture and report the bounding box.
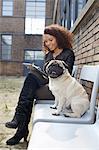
[15,72,49,124]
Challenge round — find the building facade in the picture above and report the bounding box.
[49,0,99,78]
[47,0,99,100]
[0,0,45,76]
[0,0,99,76]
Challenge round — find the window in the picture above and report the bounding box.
[63,0,88,29]
[1,35,12,60]
[78,0,85,15]
[35,51,44,60]
[2,0,13,16]
[25,50,34,61]
[25,0,46,34]
[24,50,44,61]
[70,0,74,28]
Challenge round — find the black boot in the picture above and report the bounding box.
[6,73,40,144]
[6,115,29,146]
[6,127,29,145]
[5,114,19,129]
[5,73,38,129]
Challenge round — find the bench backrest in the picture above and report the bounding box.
[80,65,99,123]
[72,65,78,78]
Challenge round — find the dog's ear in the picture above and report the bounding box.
[43,61,50,73]
[62,61,68,69]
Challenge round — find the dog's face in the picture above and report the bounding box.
[45,60,68,78]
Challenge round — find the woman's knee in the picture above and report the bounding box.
[26,72,37,81]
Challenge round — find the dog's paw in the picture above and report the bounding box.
[63,114,70,117]
[52,113,60,116]
[52,110,60,116]
[50,106,57,109]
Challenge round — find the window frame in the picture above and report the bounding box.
[24,49,44,62]
[1,34,12,60]
[61,0,88,29]
[25,0,46,35]
[2,0,13,16]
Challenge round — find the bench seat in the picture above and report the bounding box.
[28,120,99,150]
[33,103,94,125]
[28,65,99,150]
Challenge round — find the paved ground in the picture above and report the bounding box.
[0,76,32,150]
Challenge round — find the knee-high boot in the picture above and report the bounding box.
[5,73,40,145]
[6,114,29,145]
[6,101,33,145]
[5,73,39,129]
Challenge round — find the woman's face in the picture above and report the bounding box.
[43,34,58,52]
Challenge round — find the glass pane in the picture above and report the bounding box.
[2,45,11,51]
[71,0,74,28]
[25,0,46,34]
[26,11,36,16]
[3,6,13,10]
[36,11,45,16]
[26,12,45,18]
[2,35,12,45]
[2,0,13,16]
[3,1,13,6]
[26,0,45,2]
[26,2,35,7]
[35,51,44,60]
[36,0,45,1]
[2,49,11,60]
[2,54,11,60]
[1,35,12,60]
[31,18,45,34]
[26,6,35,11]
[36,2,45,7]
[78,0,84,14]
[25,51,34,61]
[25,18,32,34]
[25,18,45,34]
[35,7,45,11]
[2,11,13,16]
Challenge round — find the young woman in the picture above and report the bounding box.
[5,24,75,145]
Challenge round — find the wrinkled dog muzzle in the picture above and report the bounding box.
[46,60,68,78]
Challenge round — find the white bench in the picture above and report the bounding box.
[32,65,99,124]
[28,117,99,150]
[28,65,99,150]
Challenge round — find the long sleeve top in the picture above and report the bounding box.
[44,48,75,75]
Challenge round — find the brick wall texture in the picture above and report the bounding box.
[0,0,42,76]
[72,1,99,78]
[72,1,99,101]
[0,0,99,78]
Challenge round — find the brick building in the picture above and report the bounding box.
[0,0,45,76]
[0,0,99,76]
[47,0,99,100]
[48,0,99,78]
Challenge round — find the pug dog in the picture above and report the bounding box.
[45,60,89,118]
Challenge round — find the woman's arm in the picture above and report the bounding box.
[64,51,75,75]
